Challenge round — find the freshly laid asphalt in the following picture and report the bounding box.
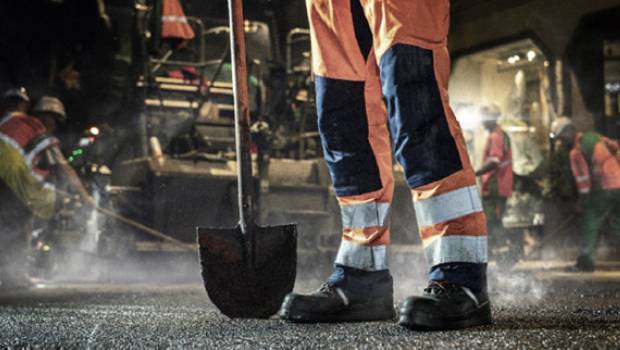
[0,263,619,349]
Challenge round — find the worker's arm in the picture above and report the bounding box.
[475,159,499,177]
[602,136,619,154]
[475,130,503,177]
[48,146,96,208]
[569,149,591,213]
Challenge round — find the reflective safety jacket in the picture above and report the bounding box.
[481,126,513,198]
[0,112,58,219]
[570,132,620,194]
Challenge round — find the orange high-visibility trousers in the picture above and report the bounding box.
[306,0,487,288]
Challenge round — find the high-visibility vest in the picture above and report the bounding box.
[0,112,59,181]
[0,112,58,218]
[570,132,620,193]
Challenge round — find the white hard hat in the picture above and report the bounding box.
[32,96,67,123]
[479,104,501,121]
[549,116,573,139]
[2,87,30,102]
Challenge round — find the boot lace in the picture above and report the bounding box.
[424,281,462,298]
[317,283,336,296]
[315,283,350,306]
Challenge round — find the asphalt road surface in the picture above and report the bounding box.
[0,263,619,349]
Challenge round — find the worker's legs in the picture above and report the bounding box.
[311,0,393,275]
[483,195,507,255]
[280,0,395,322]
[483,196,505,237]
[608,190,620,241]
[363,0,487,289]
[361,0,490,329]
[283,0,490,328]
[576,191,611,270]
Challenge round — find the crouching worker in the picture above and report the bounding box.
[0,92,94,289]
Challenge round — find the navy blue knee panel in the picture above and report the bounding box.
[380,44,463,188]
[315,76,383,197]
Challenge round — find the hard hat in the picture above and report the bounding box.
[2,87,30,102]
[549,116,573,139]
[479,104,501,120]
[32,96,67,123]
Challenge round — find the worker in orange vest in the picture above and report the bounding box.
[279,0,491,330]
[0,92,93,289]
[550,117,620,272]
[475,105,513,251]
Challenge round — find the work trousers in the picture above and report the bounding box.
[307,0,487,290]
[579,189,620,264]
[483,195,507,239]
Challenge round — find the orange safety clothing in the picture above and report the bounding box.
[570,132,620,194]
[306,0,487,288]
[0,112,58,218]
[481,126,513,198]
[161,0,195,40]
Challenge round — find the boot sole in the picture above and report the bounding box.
[280,302,396,323]
[398,302,492,331]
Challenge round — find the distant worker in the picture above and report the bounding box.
[0,93,93,289]
[550,117,620,272]
[279,0,491,330]
[475,105,513,248]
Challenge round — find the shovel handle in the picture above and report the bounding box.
[94,205,195,252]
[228,0,254,232]
[57,189,195,252]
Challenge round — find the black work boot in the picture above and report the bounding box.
[279,266,395,322]
[398,281,492,330]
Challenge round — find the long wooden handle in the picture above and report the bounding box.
[228,0,254,233]
[94,205,195,252]
[57,190,195,252]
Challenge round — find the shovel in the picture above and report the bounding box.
[196,0,297,318]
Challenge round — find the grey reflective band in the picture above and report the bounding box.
[26,136,58,166]
[575,175,590,183]
[0,113,13,128]
[0,132,54,189]
[334,240,388,271]
[499,160,512,168]
[341,201,390,229]
[414,186,482,227]
[424,235,487,267]
[0,132,24,157]
[162,15,188,23]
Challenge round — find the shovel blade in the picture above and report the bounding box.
[197,223,297,318]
